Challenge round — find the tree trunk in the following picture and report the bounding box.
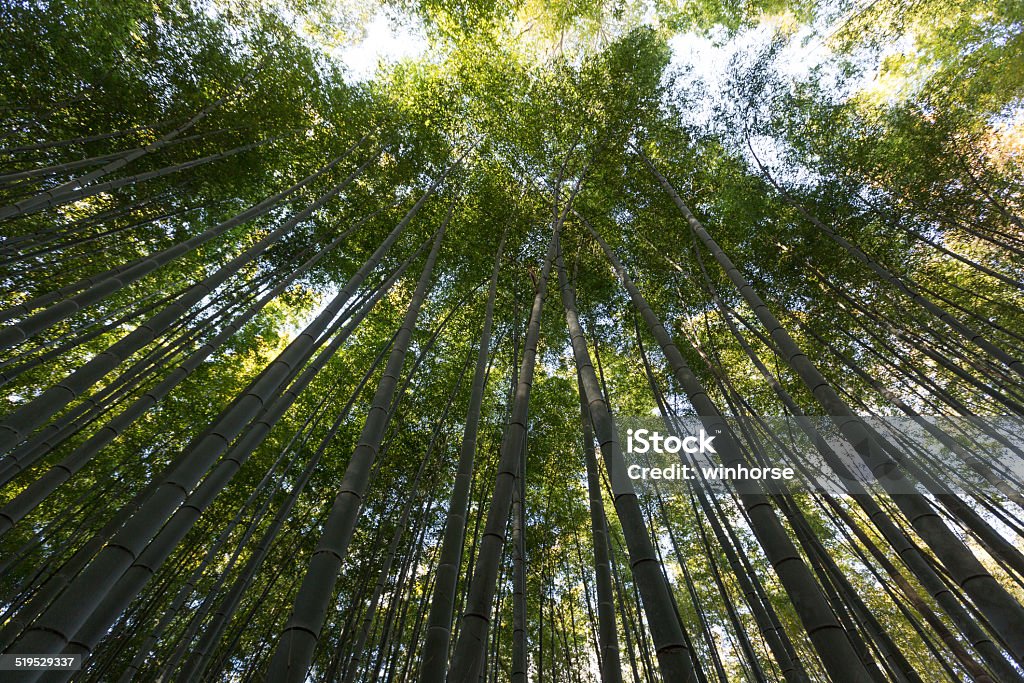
[447,213,562,681]
[579,374,624,683]
[555,233,698,681]
[419,231,506,682]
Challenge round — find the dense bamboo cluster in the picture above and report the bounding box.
[2,1,1024,681]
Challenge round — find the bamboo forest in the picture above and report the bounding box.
[1,0,1023,680]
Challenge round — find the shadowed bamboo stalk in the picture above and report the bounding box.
[0,135,272,221]
[510,430,528,683]
[447,211,563,682]
[579,373,624,683]
[633,315,806,681]
[0,118,166,156]
[418,230,505,683]
[0,125,243,188]
[684,229,1024,678]
[750,146,1024,377]
[115,379,338,683]
[556,233,698,682]
[344,360,467,680]
[717,293,1024,681]
[173,330,398,682]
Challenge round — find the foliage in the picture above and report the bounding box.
[0,0,1022,681]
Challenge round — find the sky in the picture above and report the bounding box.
[332,9,429,83]
[330,7,837,94]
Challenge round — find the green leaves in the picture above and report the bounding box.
[2,1,1023,680]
